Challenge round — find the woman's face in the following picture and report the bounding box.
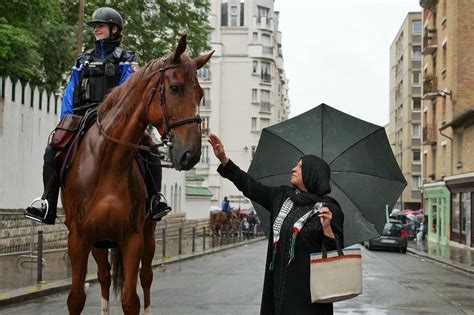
[93,23,111,40]
[290,160,307,192]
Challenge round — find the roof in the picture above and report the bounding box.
[185,186,213,197]
[185,174,206,182]
[439,109,474,130]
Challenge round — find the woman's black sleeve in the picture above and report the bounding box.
[217,159,285,213]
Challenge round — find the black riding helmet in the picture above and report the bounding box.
[87,7,123,32]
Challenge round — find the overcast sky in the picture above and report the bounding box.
[274,0,422,126]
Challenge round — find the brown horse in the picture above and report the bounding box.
[210,209,241,236]
[61,35,213,314]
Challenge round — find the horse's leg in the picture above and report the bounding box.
[121,234,144,315]
[92,247,111,315]
[140,220,156,315]
[67,233,91,315]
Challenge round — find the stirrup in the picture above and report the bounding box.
[24,198,49,223]
[149,193,172,221]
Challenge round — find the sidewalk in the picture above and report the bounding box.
[407,239,474,274]
[0,236,266,308]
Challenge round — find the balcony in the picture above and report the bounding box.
[254,15,273,31]
[259,101,271,113]
[422,30,437,55]
[423,74,437,100]
[423,124,437,144]
[262,46,273,55]
[201,128,210,137]
[419,0,437,10]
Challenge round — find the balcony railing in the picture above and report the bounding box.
[259,101,271,113]
[201,128,210,137]
[422,30,437,55]
[423,124,437,144]
[423,74,437,99]
[262,46,273,55]
[199,99,211,110]
[261,73,271,83]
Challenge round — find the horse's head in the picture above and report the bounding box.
[147,34,213,170]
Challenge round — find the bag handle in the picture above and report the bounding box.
[321,237,344,258]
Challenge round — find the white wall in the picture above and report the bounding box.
[0,77,60,209]
[185,198,212,220]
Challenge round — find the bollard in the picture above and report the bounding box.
[178,227,182,255]
[203,227,206,251]
[37,230,44,283]
[192,227,196,253]
[212,233,215,248]
[162,228,166,258]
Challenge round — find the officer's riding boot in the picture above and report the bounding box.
[141,147,171,222]
[24,145,59,225]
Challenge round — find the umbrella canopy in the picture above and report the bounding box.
[248,104,406,246]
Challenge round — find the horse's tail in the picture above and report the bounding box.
[111,248,124,296]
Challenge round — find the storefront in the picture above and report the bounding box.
[446,173,474,247]
[423,182,450,245]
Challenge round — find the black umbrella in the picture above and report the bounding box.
[248,104,406,246]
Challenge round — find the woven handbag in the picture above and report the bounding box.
[309,241,362,303]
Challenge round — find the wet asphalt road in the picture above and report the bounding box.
[2,240,474,314]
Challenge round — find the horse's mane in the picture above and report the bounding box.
[97,54,196,117]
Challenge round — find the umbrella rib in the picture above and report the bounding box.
[331,170,406,184]
[328,128,382,165]
[265,130,305,156]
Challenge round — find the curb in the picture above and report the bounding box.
[407,247,474,275]
[0,237,266,308]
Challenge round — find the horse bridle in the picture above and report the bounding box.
[145,58,202,147]
[97,58,202,152]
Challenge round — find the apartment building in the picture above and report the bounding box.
[420,0,474,247]
[189,0,290,209]
[389,12,423,212]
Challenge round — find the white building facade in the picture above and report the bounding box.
[191,0,290,210]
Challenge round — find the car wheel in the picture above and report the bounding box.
[367,242,372,251]
[401,248,407,254]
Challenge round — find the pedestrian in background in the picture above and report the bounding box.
[209,133,344,315]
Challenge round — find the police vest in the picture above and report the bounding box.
[73,47,124,115]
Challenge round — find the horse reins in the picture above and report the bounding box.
[97,58,202,153]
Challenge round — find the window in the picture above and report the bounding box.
[456,130,463,166]
[201,116,210,136]
[412,176,421,190]
[442,41,447,74]
[452,192,460,232]
[200,145,209,164]
[260,118,270,129]
[412,20,422,34]
[262,34,271,46]
[461,192,470,233]
[253,32,258,43]
[413,98,421,111]
[412,150,421,163]
[260,90,270,112]
[252,89,257,102]
[413,72,420,85]
[412,46,421,60]
[412,123,421,138]
[252,60,257,73]
[222,1,244,27]
[261,62,271,83]
[197,67,210,80]
[257,6,269,23]
[221,1,228,26]
[200,88,211,110]
[251,117,257,131]
[251,145,256,159]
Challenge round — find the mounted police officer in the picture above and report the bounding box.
[25,7,170,225]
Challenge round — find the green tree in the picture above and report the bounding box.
[0,0,76,90]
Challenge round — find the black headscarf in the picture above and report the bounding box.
[287,155,332,206]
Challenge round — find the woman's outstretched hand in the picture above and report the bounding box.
[208,133,229,166]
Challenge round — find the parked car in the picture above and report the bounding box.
[363,220,408,254]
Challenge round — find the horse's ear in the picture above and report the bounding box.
[171,34,188,64]
[194,51,215,70]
